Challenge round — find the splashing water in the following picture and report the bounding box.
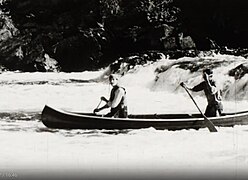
[116,53,248,112]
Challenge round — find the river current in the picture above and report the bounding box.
[0,54,248,180]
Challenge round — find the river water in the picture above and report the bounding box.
[0,54,248,180]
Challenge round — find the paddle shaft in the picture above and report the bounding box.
[96,100,102,109]
[181,85,217,132]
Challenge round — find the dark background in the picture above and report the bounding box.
[0,0,248,72]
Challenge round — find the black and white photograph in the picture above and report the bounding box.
[0,0,248,180]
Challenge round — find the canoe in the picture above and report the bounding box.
[41,105,248,131]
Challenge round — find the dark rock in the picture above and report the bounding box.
[229,63,248,80]
[179,34,196,49]
[163,37,178,50]
[0,0,103,72]
[109,51,164,74]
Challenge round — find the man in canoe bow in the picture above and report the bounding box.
[181,68,223,117]
[94,74,128,118]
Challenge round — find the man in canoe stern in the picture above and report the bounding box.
[181,68,223,117]
[94,74,128,118]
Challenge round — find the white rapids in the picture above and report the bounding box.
[0,53,248,179]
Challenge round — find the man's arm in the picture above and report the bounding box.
[191,82,205,92]
[181,82,204,92]
[203,73,218,94]
[94,103,109,113]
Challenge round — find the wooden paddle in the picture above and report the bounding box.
[93,100,102,114]
[180,82,218,132]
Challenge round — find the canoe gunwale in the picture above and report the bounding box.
[47,105,248,122]
[41,105,248,130]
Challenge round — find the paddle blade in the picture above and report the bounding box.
[204,116,218,132]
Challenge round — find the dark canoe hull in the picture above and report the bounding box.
[41,105,248,130]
